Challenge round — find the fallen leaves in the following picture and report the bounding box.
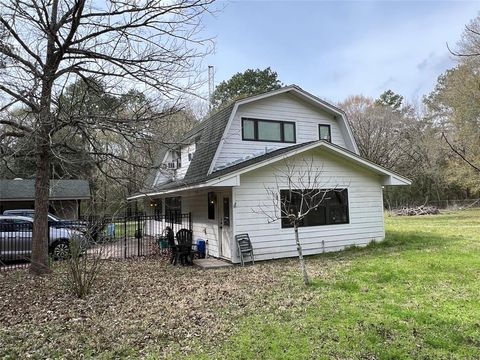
[0,257,308,359]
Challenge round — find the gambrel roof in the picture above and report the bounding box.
[131,85,408,200]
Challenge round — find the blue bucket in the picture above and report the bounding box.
[107,223,116,236]
[196,239,206,258]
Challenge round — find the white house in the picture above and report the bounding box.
[128,85,410,263]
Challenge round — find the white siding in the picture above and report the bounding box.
[232,148,385,262]
[180,192,221,258]
[214,93,347,171]
[176,143,196,180]
[153,152,172,186]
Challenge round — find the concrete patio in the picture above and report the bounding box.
[193,258,233,269]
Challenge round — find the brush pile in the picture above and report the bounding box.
[393,205,440,216]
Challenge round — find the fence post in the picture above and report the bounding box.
[136,213,141,256]
[47,221,50,257]
[189,212,192,231]
[124,218,127,259]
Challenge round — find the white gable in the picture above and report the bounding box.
[209,86,358,173]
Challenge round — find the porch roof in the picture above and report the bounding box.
[128,141,411,200]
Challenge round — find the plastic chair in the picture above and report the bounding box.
[175,228,193,265]
[235,233,254,266]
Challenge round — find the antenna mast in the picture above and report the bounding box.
[208,65,214,111]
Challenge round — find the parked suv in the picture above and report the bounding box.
[0,215,86,261]
[2,209,87,231]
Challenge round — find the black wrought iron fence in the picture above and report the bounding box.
[0,213,192,271]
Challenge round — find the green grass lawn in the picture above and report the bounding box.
[1,209,479,359]
[187,209,480,360]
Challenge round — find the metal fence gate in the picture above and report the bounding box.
[0,212,192,271]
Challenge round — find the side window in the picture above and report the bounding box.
[319,124,331,142]
[0,219,11,232]
[280,189,349,228]
[13,219,33,230]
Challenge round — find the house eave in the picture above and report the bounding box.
[129,141,410,200]
[127,176,240,200]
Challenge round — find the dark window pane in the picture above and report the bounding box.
[280,189,348,228]
[327,205,348,224]
[319,125,331,142]
[284,123,295,142]
[223,197,230,226]
[207,192,216,220]
[12,220,33,230]
[150,199,162,218]
[303,206,326,226]
[258,121,281,141]
[243,119,255,140]
[165,196,181,224]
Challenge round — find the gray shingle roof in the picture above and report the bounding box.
[183,104,235,183]
[0,179,91,200]
[143,104,235,192]
[143,141,318,194]
[206,141,316,180]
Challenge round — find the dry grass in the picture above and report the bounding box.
[0,256,322,359]
[2,209,479,359]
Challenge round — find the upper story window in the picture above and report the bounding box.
[242,118,296,143]
[319,124,331,142]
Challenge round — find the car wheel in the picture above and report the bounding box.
[52,240,70,260]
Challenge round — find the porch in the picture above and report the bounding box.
[139,186,236,262]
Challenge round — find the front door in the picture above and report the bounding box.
[218,192,232,259]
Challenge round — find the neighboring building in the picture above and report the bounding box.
[129,85,410,263]
[0,179,91,219]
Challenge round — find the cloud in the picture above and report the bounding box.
[306,3,476,101]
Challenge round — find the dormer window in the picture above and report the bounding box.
[242,118,296,143]
[319,124,331,142]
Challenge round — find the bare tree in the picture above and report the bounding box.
[447,15,480,59]
[442,132,480,174]
[0,0,214,275]
[255,158,346,285]
[339,95,418,170]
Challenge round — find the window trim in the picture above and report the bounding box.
[318,124,332,142]
[242,117,296,143]
[280,188,349,229]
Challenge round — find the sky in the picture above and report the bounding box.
[203,1,479,105]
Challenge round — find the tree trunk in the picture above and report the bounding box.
[29,130,52,275]
[294,223,309,285]
[30,75,54,274]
